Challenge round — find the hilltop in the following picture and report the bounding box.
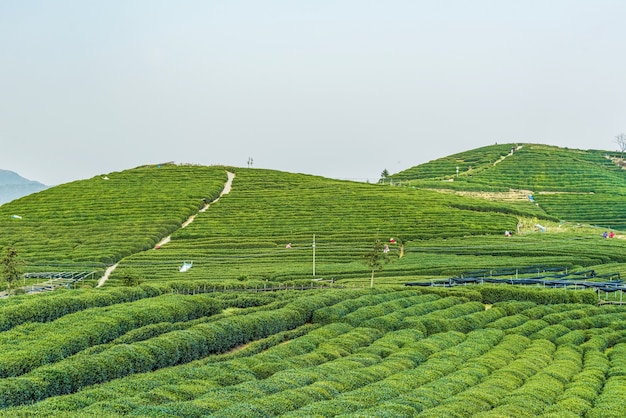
[0,169,48,205]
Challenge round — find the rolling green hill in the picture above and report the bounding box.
[109,167,549,286]
[391,143,626,229]
[1,146,626,416]
[0,164,227,272]
[3,145,626,290]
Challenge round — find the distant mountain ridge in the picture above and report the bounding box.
[0,169,48,205]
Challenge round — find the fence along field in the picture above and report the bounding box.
[0,286,624,416]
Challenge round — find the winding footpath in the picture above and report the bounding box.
[493,144,523,166]
[96,171,235,287]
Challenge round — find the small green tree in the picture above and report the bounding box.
[379,169,389,184]
[119,269,143,287]
[1,245,23,293]
[363,239,392,288]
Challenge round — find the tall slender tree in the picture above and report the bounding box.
[363,239,391,288]
[615,133,626,157]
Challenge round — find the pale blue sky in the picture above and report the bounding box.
[1,1,625,185]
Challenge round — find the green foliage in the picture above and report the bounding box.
[2,144,626,416]
[4,151,626,288]
[363,239,393,288]
[392,143,626,230]
[0,164,228,267]
[0,284,164,332]
[473,284,597,305]
[117,268,144,287]
[0,244,23,292]
[107,168,528,285]
[0,288,623,416]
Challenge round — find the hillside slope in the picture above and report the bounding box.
[1,162,557,287]
[390,143,626,229]
[2,146,626,290]
[0,164,227,273]
[111,168,545,285]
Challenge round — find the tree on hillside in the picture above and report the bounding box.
[363,239,393,288]
[119,268,144,287]
[379,169,389,184]
[1,244,24,294]
[615,133,626,157]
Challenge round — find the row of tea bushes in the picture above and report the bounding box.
[538,192,626,230]
[543,348,610,417]
[0,294,222,378]
[0,289,363,407]
[0,280,303,332]
[2,288,626,415]
[311,289,425,324]
[0,285,164,331]
[587,343,626,418]
[360,296,463,331]
[408,234,626,271]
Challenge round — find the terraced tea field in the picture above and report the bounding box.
[2,144,626,416]
[4,151,624,290]
[107,167,595,287]
[0,164,227,267]
[392,143,626,230]
[0,286,623,417]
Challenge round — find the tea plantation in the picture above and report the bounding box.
[0,286,623,417]
[0,145,626,416]
[392,143,626,229]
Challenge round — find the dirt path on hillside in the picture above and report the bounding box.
[493,144,522,166]
[97,263,119,287]
[96,171,235,288]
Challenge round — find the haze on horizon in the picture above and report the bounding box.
[1,1,625,186]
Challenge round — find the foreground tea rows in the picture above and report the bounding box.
[0,286,623,417]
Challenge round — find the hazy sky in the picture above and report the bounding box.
[2,1,625,185]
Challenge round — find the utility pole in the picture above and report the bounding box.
[312,234,316,276]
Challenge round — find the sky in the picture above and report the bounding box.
[1,1,625,186]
